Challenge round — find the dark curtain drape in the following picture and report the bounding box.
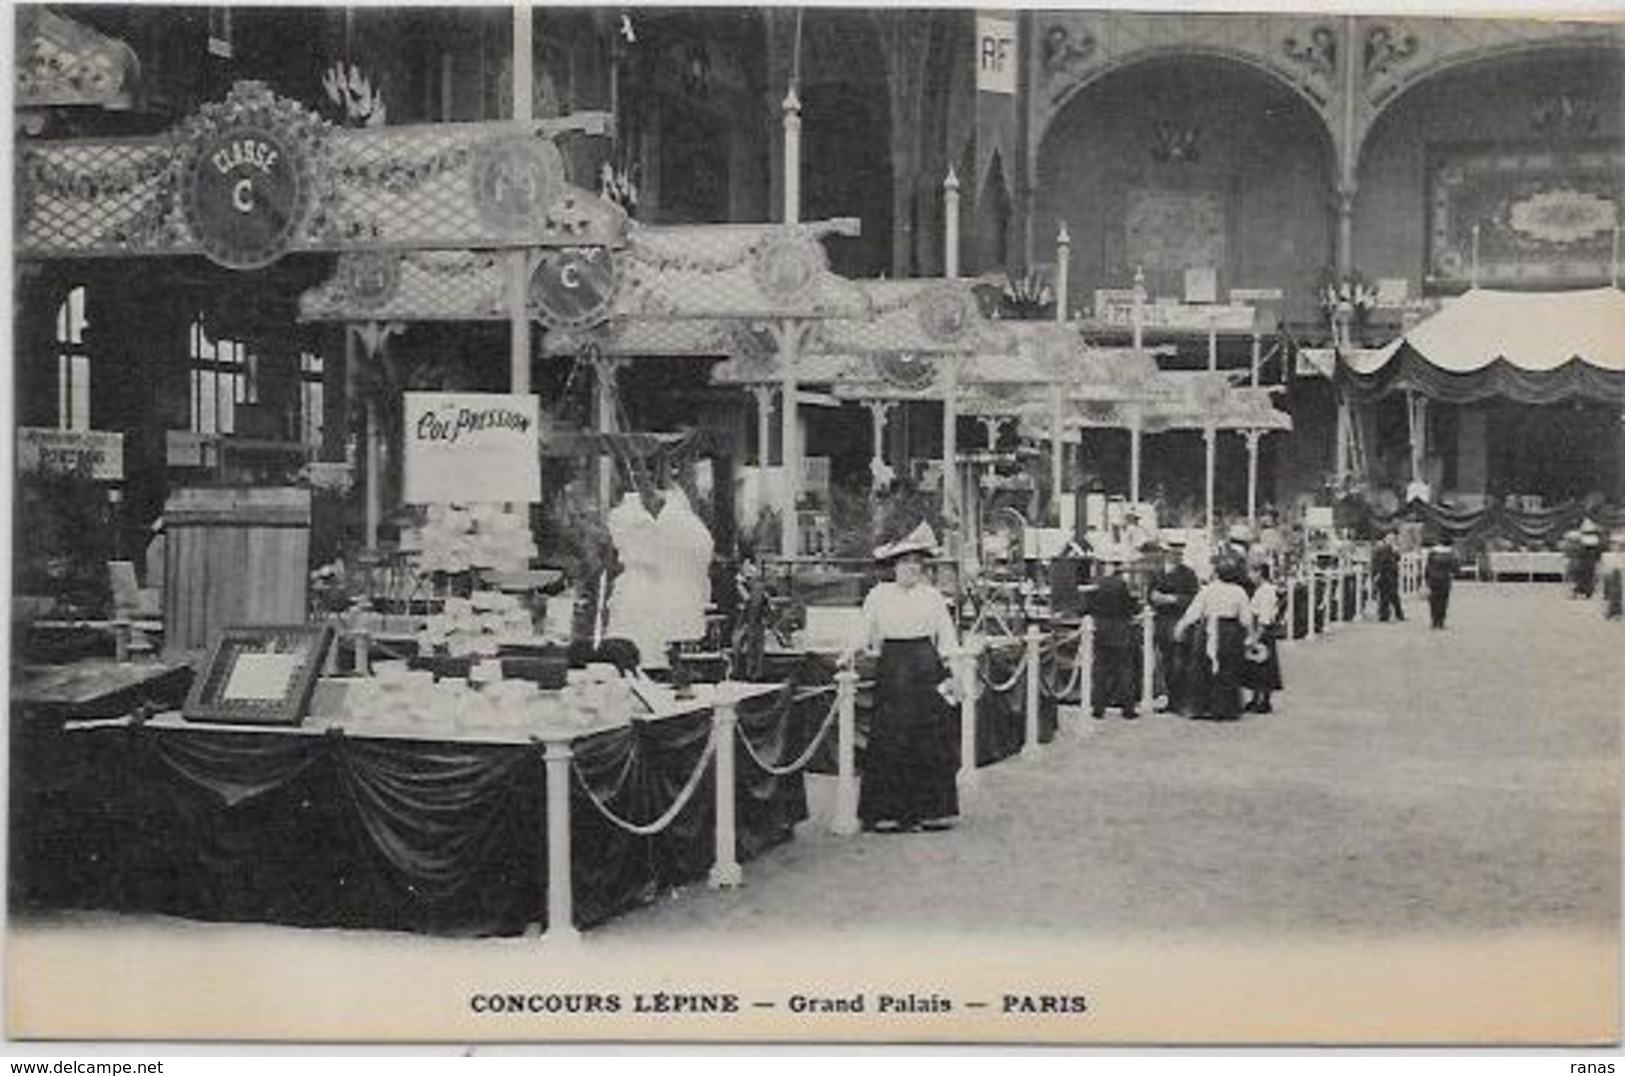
[1340,351,1625,405]
[12,701,808,936]
[1377,499,1625,551]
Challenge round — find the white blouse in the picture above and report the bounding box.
[862,582,958,654]
[1176,580,1256,635]
[1250,581,1280,627]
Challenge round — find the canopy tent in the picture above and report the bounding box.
[1340,287,1625,404]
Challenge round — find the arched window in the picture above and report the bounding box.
[55,286,90,431]
[188,319,257,435]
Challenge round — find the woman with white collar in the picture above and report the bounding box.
[859,523,960,834]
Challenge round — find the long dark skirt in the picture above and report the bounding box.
[859,638,959,828]
[1428,580,1452,628]
[1091,618,1142,712]
[1185,619,1247,720]
[1604,568,1623,619]
[1240,634,1283,693]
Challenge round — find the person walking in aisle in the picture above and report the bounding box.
[1174,555,1256,721]
[1372,531,1403,622]
[1424,535,1459,630]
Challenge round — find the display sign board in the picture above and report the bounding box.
[1094,297,1256,332]
[18,426,123,480]
[976,15,1018,95]
[404,392,540,504]
[1230,287,1285,303]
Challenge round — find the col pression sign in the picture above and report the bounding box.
[404,392,540,505]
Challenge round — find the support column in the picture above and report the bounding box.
[750,384,777,520]
[944,168,961,279]
[1205,422,1217,536]
[943,358,960,527]
[865,399,894,489]
[708,696,742,888]
[1054,222,1071,321]
[593,356,626,509]
[509,3,533,394]
[1245,428,1262,529]
[1049,383,1066,527]
[775,322,801,558]
[1129,405,1143,506]
[540,735,580,944]
[783,88,801,225]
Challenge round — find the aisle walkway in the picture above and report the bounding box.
[609,583,1620,941]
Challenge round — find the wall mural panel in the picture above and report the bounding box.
[1426,141,1623,290]
[1125,189,1226,271]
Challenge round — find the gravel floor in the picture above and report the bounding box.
[605,583,1621,942]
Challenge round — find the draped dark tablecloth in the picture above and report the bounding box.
[11,693,807,937]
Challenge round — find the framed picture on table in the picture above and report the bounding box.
[181,623,334,726]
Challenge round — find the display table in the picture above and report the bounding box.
[1485,551,1566,582]
[13,682,808,937]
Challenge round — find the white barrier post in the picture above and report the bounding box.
[708,697,742,888]
[1284,572,1297,645]
[1328,566,1341,632]
[540,735,580,945]
[955,641,983,793]
[1075,618,1095,737]
[1140,607,1155,711]
[1308,570,1320,640]
[832,668,859,836]
[1022,626,1043,760]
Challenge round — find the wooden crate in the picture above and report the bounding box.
[162,487,311,658]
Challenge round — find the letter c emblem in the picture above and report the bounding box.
[560,263,580,289]
[233,178,254,214]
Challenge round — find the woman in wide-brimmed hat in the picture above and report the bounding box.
[858,522,960,833]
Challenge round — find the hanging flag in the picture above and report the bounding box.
[974,14,1019,211]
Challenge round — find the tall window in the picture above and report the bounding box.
[189,319,256,435]
[55,286,91,431]
[299,349,325,446]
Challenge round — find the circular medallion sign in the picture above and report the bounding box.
[751,233,827,307]
[471,134,565,236]
[918,284,978,344]
[530,246,618,329]
[338,252,402,312]
[184,125,308,270]
[875,352,937,393]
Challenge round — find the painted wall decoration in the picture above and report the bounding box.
[1427,141,1623,290]
[1125,189,1225,272]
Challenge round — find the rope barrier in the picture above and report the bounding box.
[1041,651,1084,700]
[978,648,1029,695]
[571,725,719,837]
[733,686,842,777]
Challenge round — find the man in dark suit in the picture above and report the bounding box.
[1424,536,1459,629]
[1082,561,1142,719]
[1372,531,1403,622]
[1147,544,1200,713]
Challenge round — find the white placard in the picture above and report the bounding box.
[221,652,301,701]
[1184,267,1218,304]
[1306,506,1336,529]
[1230,287,1285,302]
[976,15,1017,95]
[404,392,540,505]
[18,427,123,481]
